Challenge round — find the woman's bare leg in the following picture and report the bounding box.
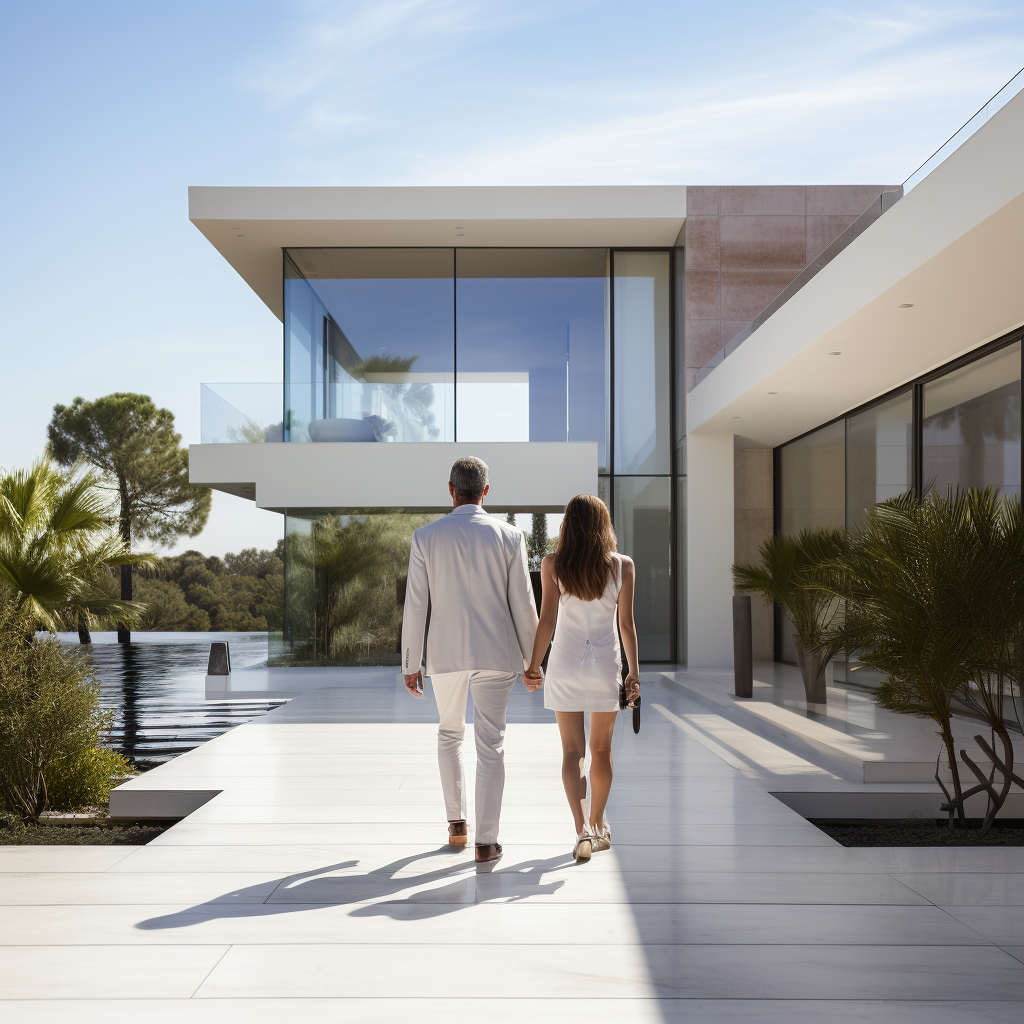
[588,712,618,833]
[555,711,587,834]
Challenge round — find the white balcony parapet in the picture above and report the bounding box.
[188,441,598,513]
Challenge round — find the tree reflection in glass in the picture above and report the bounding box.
[923,342,1021,498]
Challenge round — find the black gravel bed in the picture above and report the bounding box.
[0,821,172,845]
[813,818,1024,846]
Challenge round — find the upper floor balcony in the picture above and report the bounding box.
[200,377,456,446]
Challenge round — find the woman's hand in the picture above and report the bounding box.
[624,674,640,703]
[523,666,544,692]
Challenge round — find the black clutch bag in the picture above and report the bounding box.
[619,679,641,734]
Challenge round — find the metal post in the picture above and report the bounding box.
[732,596,753,698]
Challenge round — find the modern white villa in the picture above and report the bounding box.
[188,86,1023,674]
[5,74,1024,1021]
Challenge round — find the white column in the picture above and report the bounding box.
[686,433,735,669]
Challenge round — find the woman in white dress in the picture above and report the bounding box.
[524,494,640,863]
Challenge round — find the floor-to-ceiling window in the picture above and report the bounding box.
[846,390,913,530]
[278,247,677,665]
[773,329,1023,676]
[776,419,845,663]
[607,251,675,661]
[922,340,1021,499]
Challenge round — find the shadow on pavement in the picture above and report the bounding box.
[135,849,572,931]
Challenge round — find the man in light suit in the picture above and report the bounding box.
[402,456,539,863]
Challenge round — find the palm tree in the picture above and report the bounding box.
[941,491,1024,828]
[0,460,146,637]
[815,491,1010,825]
[733,529,847,705]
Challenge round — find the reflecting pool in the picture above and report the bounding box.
[51,632,281,769]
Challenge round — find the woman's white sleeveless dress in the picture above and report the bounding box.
[543,556,622,713]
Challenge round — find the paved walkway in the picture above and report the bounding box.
[2,672,1023,1021]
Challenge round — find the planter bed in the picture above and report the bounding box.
[0,819,172,845]
[813,817,1024,846]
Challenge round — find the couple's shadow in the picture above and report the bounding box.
[136,847,573,931]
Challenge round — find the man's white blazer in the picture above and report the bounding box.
[401,505,538,677]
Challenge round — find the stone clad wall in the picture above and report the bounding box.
[683,184,896,391]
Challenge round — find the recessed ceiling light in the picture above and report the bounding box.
[899,303,914,308]
[829,351,842,356]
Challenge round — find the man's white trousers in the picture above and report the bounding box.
[429,670,517,846]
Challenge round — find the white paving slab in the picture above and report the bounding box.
[0,901,987,946]
[1,669,1022,1019]
[193,942,1024,999]
[4,998,1023,1024]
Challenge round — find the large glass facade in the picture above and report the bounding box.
[279,247,677,665]
[774,331,1023,675]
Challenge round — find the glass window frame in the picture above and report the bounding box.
[604,247,680,664]
[772,326,1024,662]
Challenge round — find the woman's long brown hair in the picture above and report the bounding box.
[551,494,618,602]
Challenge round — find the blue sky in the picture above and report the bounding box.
[1,0,1021,555]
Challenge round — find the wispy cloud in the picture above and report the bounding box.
[419,42,1020,185]
[242,0,1024,185]
[243,0,589,132]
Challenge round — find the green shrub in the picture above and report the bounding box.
[0,611,121,821]
[44,746,134,812]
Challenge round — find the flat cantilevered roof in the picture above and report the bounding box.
[188,185,688,320]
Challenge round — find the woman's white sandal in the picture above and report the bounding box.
[591,822,611,852]
[573,831,593,863]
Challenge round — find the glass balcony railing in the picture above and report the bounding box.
[200,380,455,444]
[201,383,286,444]
[902,64,1023,193]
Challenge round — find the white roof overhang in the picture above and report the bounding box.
[188,185,687,320]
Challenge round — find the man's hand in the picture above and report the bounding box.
[404,672,424,698]
[523,667,544,693]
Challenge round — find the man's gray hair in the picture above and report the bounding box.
[450,456,489,499]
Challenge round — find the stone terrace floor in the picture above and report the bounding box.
[2,670,1023,1021]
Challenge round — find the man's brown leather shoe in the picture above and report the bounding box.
[448,820,468,847]
[475,843,502,863]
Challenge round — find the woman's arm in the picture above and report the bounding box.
[617,556,640,701]
[524,554,558,690]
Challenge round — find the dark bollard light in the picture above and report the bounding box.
[208,641,231,676]
[732,595,753,698]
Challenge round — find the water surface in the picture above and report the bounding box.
[52,632,282,769]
